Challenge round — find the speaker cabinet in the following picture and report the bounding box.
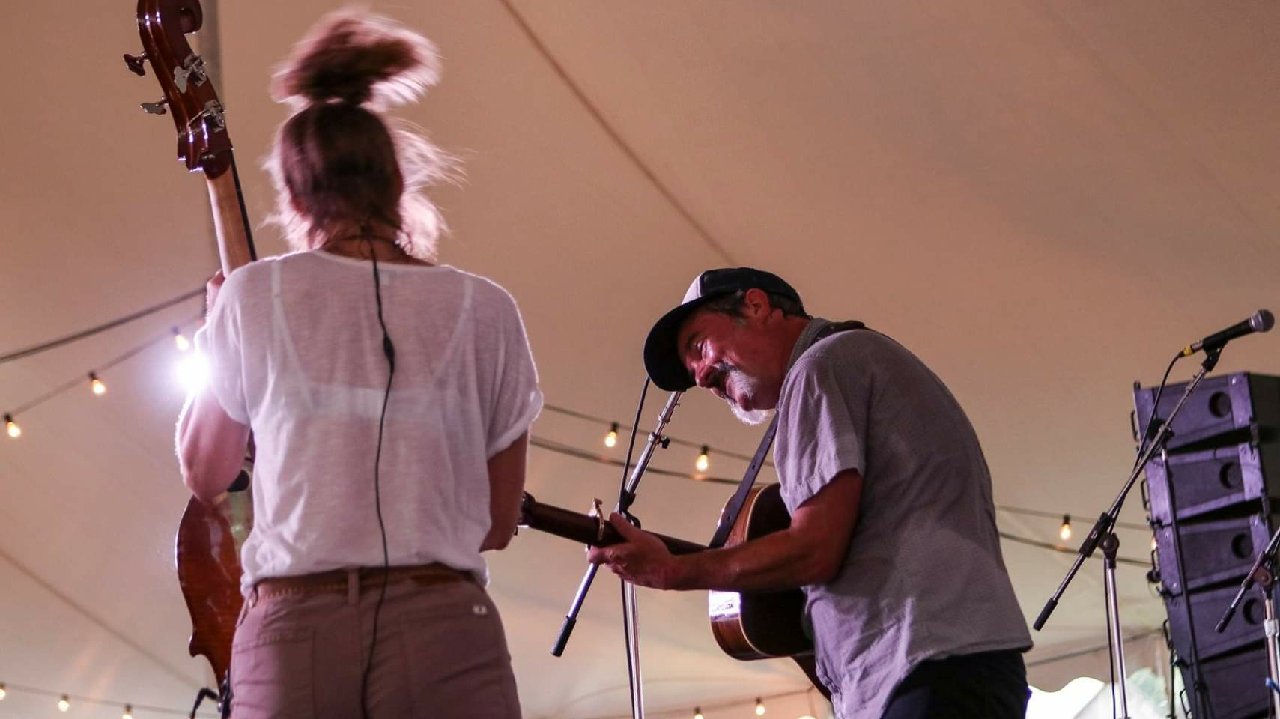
[1134,372,1280,719]
[1183,647,1276,719]
[1155,514,1273,595]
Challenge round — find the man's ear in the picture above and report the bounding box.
[741,287,774,320]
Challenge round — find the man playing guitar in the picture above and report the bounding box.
[590,268,1032,719]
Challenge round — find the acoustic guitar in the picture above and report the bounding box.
[519,483,813,660]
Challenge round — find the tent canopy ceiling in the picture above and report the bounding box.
[1,1,1277,716]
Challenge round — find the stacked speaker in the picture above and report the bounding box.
[1134,372,1280,719]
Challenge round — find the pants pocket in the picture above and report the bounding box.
[399,586,521,718]
[230,600,316,719]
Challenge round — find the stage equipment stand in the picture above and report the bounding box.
[1035,348,1223,719]
[550,390,683,719]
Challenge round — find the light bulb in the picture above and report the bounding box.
[123,704,134,719]
[0,682,6,699]
[90,372,107,396]
[1059,515,1072,541]
[604,422,619,448]
[58,695,70,712]
[693,708,704,719]
[176,352,211,395]
[696,445,710,473]
[173,327,191,352]
[4,414,20,439]
[755,697,766,716]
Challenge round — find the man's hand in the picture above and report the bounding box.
[587,513,685,590]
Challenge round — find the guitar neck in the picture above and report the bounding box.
[519,494,705,555]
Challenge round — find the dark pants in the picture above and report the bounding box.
[880,649,1028,719]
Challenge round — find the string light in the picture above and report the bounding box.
[755,696,766,715]
[176,352,211,394]
[696,445,710,473]
[798,686,818,719]
[1,294,1145,576]
[693,708,704,719]
[0,682,197,716]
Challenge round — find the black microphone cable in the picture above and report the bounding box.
[360,236,396,719]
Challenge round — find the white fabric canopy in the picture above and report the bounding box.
[1,1,1277,716]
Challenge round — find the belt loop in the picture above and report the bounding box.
[347,568,359,605]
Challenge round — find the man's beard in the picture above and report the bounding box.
[720,365,772,425]
[729,400,772,426]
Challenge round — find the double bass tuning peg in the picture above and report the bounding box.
[141,99,169,116]
[123,52,148,76]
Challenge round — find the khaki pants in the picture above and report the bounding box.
[229,568,521,718]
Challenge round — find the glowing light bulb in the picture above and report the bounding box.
[755,697,766,716]
[693,709,704,719]
[123,704,134,719]
[58,695,70,712]
[4,414,20,439]
[604,422,619,448]
[696,445,710,473]
[173,327,191,352]
[90,372,107,396]
[0,682,6,699]
[176,352,211,395]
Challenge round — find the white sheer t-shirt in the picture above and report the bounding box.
[196,251,543,591]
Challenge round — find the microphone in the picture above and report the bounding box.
[1180,309,1274,357]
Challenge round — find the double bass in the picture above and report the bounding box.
[126,1,254,714]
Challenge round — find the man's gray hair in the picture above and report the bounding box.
[702,289,810,319]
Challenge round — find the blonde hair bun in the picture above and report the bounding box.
[272,9,441,110]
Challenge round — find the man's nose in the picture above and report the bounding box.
[692,362,714,388]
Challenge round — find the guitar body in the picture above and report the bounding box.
[708,483,813,660]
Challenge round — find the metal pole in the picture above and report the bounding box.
[1101,533,1130,718]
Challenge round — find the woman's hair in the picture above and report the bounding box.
[266,10,456,261]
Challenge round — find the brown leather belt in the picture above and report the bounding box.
[253,563,472,601]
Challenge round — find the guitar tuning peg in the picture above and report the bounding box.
[140,99,168,116]
[123,52,148,76]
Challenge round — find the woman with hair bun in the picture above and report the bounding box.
[177,10,538,718]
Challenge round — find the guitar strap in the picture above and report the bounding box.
[706,319,866,548]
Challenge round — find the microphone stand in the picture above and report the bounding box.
[1034,348,1221,719]
[1216,514,1280,719]
[549,391,682,719]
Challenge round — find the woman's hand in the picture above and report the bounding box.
[205,270,226,316]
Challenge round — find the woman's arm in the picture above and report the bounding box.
[176,388,250,504]
[480,432,529,551]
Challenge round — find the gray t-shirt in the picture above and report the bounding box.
[775,319,1031,719]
